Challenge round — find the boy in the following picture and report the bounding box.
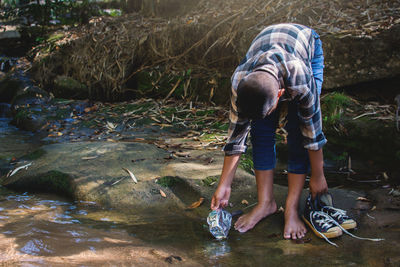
[210,23,334,240]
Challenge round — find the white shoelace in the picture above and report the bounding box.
[310,211,340,247]
[323,206,348,221]
[310,210,384,247]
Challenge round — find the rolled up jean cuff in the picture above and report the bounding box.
[287,160,310,174]
[253,158,276,171]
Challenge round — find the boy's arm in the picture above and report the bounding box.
[210,154,241,210]
[308,148,328,198]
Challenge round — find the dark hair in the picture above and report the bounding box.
[236,71,279,120]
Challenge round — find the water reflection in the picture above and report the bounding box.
[203,240,231,259]
[0,189,398,266]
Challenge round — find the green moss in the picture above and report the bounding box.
[210,121,229,131]
[79,119,98,128]
[14,109,29,120]
[238,148,254,174]
[53,98,73,104]
[23,149,46,160]
[156,176,180,187]
[135,117,154,126]
[47,33,64,43]
[46,106,71,120]
[8,170,74,198]
[321,92,353,124]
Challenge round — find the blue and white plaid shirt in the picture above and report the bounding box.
[223,23,327,155]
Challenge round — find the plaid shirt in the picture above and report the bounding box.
[223,23,327,155]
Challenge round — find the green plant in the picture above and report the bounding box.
[202,176,218,186]
[321,92,352,124]
[238,148,254,174]
[1,0,101,26]
[156,176,179,187]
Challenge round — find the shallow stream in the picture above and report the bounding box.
[1,115,399,266]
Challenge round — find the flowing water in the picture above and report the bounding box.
[1,187,399,266]
[1,116,399,266]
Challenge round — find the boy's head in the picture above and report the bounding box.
[236,70,281,120]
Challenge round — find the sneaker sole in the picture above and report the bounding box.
[340,219,357,230]
[302,216,343,239]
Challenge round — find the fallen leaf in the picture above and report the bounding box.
[7,162,32,177]
[81,156,98,160]
[371,205,376,211]
[122,167,138,183]
[241,199,249,205]
[382,172,389,180]
[187,197,204,209]
[160,189,167,198]
[357,197,371,202]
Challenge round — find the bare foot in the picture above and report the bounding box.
[283,209,307,240]
[234,201,277,233]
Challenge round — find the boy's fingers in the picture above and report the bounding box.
[221,200,228,208]
[211,197,220,210]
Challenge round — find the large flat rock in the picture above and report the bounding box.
[1,140,361,216]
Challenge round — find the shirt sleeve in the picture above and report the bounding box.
[286,60,327,150]
[222,71,251,155]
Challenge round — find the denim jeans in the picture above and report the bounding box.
[250,30,324,174]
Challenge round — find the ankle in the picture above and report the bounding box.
[258,199,276,207]
[284,206,299,217]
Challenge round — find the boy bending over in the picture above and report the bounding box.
[210,23,329,240]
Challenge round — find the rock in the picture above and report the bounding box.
[53,75,89,99]
[322,24,400,89]
[0,25,21,40]
[0,103,11,118]
[0,140,361,216]
[0,74,23,103]
[0,141,225,212]
[11,111,47,132]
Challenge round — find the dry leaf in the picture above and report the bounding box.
[371,205,376,211]
[82,156,98,160]
[122,167,138,183]
[382,172,389,180]
[241,199,249,205]
[357,197,371,202]
[187,197,204,209]
[160,189,167,198]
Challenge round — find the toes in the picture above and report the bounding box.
[291,232,297,240]
[297,232,304,239]
[283,232,291,239]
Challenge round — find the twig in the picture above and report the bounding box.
[353,112,377,120]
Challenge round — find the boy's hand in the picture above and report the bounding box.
[309,174,328,198]
[211,185,231,210]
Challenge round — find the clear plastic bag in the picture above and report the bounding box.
[207,209,232,239]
